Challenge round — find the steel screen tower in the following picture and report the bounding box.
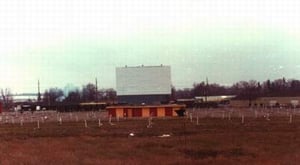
[116,65,171,104]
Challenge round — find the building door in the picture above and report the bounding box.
[132,108,142,117]
[108,108,116,117]
[150,108,157,117]
[165,107,173,116]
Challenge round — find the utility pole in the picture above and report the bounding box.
[37,80,41,102]
[205,77,208,103]
[95,78,98,102]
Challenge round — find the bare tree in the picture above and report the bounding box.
[81,83,97,102]
[42,87,64,104]
[1,88,13,109]
[103,88,116,102]
[233,80,261,106]
[65,89,81,103]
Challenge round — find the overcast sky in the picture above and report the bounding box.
[1,0,300,93]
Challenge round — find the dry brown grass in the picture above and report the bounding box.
[0,109,299,164]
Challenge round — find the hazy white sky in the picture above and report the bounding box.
[0,0,300,93]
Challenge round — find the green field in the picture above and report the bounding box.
[0,111,299,164]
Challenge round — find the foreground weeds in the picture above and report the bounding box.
[0,116,299,164]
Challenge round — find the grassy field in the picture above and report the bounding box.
[0,110,299,164]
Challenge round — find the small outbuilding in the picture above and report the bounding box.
[106,104,185,118]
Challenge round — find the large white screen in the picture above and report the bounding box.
[116,66,171,95]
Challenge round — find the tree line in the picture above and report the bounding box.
[1,78,300,109]
[173,78,300,101]
[0,83,116,109]
[42,83,117,105]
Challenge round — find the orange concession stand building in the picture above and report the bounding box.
[106,104,185,118]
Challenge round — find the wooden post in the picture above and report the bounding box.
[289,113,293,124]
[109,114,115,125]
[37,120,40,129]
[266,113,270,121]
[241,114,244,124]
[109,114,112,124]
[190,113,193,123]
[147,116,152,128]
[98,119,103,127]
[85,120,88,128]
